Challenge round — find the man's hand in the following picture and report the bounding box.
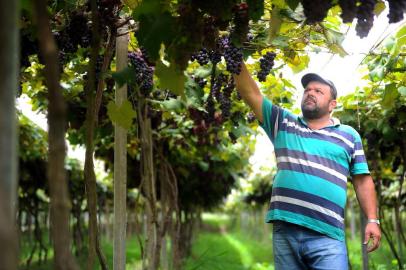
[352,174,381,252]
[363,222,381,252]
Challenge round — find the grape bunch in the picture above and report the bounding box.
[20,31,39,68]
[209,49,222,65]
[128,51,154,95]
[339,0,357,23]
[220,77,235,119]
[212,74,228,101]
[53,30,75,54]
[205,75,222,122]
[356,0,377,38]
[257,52,276,82]
[66,11,91,49]
[231,2,249,45]
[301,0,333,24]
[191,48,210,65]
[387,0,406,23]
[247,112,256,123]
[206,94,216,122]
[222,38,243,75]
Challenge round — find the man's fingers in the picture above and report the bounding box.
[363,232,370,245]
[364,223,381,253]
[367,233,381,252]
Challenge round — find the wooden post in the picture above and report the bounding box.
[0,0,19,269]
[114,24,128,270]
[360,213,369,270]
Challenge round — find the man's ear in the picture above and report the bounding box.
[329,99,337,112]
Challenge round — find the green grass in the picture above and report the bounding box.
[185,214,274,270]
[18,213,405,270]
[19,236,143,270]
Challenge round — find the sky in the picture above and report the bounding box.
[17,8,405,171]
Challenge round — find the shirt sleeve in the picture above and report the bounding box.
[260,97,283,143]
[350,131,370,176]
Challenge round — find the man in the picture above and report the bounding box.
[233,63,381,269]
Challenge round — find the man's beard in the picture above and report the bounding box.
[301,100,329,120]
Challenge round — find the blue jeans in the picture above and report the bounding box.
[272,221,348,270]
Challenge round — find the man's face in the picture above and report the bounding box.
[301,81,336,120]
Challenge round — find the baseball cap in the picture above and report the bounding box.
[301,73,337,100]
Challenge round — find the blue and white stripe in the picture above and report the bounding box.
[260,97,370,242]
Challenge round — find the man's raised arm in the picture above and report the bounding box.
[233,63,264,123]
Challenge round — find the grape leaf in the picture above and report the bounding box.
[269,6,282,43]
[329,43,348,57]
[382,83,399,108]
[157,98,184,112]
[185,77,205,107]
[374,1,386,16]
[107,100,136,130]
[133,0,175,61]
[112,66,136,88]
[122,0,139,9]
[398,86,406,96]
[286,0,300,10]
[396,26,406,48]
[155,60,186,97]
[369,66,385,82]
[247,0,265,21]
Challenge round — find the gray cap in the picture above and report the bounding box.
[301,73,337,100]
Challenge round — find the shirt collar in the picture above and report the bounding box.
[298,116,341,128]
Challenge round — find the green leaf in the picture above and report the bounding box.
[396,26,406,48]
[21,0,32,12]
[269,6,282,43]
[155,60,186,97]
[287,54,310,73]
[133,5,176,61]
[247,0,264,21]
[384,37,396,54]
[398,86,406,96]
[232,124,252,138]
[382,83,399,108]
[198,161,209,171]
[374,1,386,16]
[281,78,295,89]
[107,100,136,130]
[158,98,184,111]
[286,0,300,10]
[132,0,161,19]
[112,66,136,88]
[369,66,385,82]
[194,66,212,78]
[185,77,205,107]
[271,36,289,48]
[329,43,348,57]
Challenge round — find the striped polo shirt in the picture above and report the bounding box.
[260,97,369,241]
